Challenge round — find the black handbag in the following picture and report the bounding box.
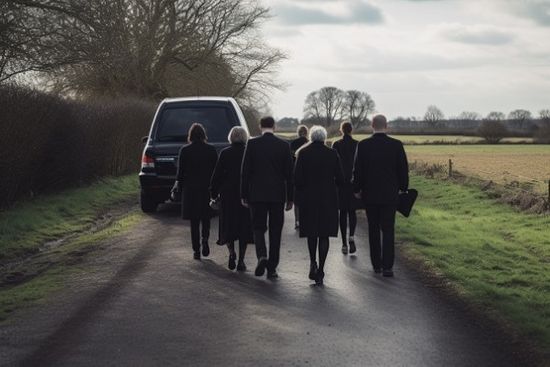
[397,189,418,217]
[170,180,181,202]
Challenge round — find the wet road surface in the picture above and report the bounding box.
[0,204,537,366]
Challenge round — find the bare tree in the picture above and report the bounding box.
[424,105,445,127]
[344,90,375,128]
[2,0,285,103]
[303,86,346,126]
[539,109,550,122]
[318,87,345,126]
[458,111,481,121]
[303,91,323,124]
[485,111,505,121]
[508,109,532,129]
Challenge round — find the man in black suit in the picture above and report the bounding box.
[352,114,409,277]
[241,116,294,278]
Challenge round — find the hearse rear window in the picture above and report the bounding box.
[156,105,237,142]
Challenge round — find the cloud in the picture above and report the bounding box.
[439,24,515,45]
[272,0,384,26]
[501,0,550,27]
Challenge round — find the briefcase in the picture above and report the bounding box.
[397,189,418,217]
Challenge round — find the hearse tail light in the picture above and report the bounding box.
[141,154,155,169]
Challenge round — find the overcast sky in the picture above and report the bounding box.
[261,0,550,120]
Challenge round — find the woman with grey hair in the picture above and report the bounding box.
[210,126,253,271]
[294,125,344,285]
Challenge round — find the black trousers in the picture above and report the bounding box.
[190,218,210,252]
[365,205,396,270]
[250,202,284,272]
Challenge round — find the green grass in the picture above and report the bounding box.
[0,212,143,321]
[0,175,139,262]
[398,175,550,350]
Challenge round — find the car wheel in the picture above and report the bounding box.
[140,194,158,213]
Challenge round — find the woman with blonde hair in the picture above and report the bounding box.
[210,126,253,271]
[294,126,344,285]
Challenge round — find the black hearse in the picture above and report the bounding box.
[139,97,250,212]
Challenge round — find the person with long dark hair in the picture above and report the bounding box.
[294,126,344,285]
[332,121,360,255]
[210,127,253,271]
[176,123,218,260]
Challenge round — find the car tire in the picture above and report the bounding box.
[140,194,158,213]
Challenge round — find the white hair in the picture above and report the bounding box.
[228,126,249,144]
[309,125,327,143]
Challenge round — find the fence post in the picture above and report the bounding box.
[448,159,453,178]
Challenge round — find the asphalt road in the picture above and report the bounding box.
[0,204,537,366]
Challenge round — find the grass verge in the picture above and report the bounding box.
[0,210,143,321]
[0,175,139,262]
[397,175,550,353]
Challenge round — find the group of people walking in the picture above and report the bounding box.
[175,114,409,285]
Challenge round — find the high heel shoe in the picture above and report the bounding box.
[236,261,247,272]
[349,238,356,254]
[309,261,318,280]
[228,253,236,270]
[315,270,325,285]
[341,244,348,255]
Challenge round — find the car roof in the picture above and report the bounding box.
[162,96,235,104]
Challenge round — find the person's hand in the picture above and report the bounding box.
[354,191,362,199]
[285,201,294,211]
[241,199,249,208]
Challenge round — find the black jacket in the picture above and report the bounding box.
[210,143,253,244]
[176,141,218,219]
[332,134,361,210]
[294,141,344,237]
[352,133,409,206]
[241,132,294,203]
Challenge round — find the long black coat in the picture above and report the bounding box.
[332,134,361,211]
[241,132,294,203]
[176,141,218,220]
[210,143,253,244]
[294,141,344,238]
[352,133,409,206]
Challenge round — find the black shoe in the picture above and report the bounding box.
[315,270,325,285]
[201,241,210,257]
[383,269,394,277]
[193,251,201,260]
[237,261,247,272]
[349,239,356,254]
[309,262,318,280]
[374,268,382,274]
[341,244,348,255]
[255,258,268,276]
[267,270,278,279]
[228,253,236,270]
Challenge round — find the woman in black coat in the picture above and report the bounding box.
[176,123,218,260]
[210,126,253,271]
[294,126,344,285]
[331,122,360,255]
